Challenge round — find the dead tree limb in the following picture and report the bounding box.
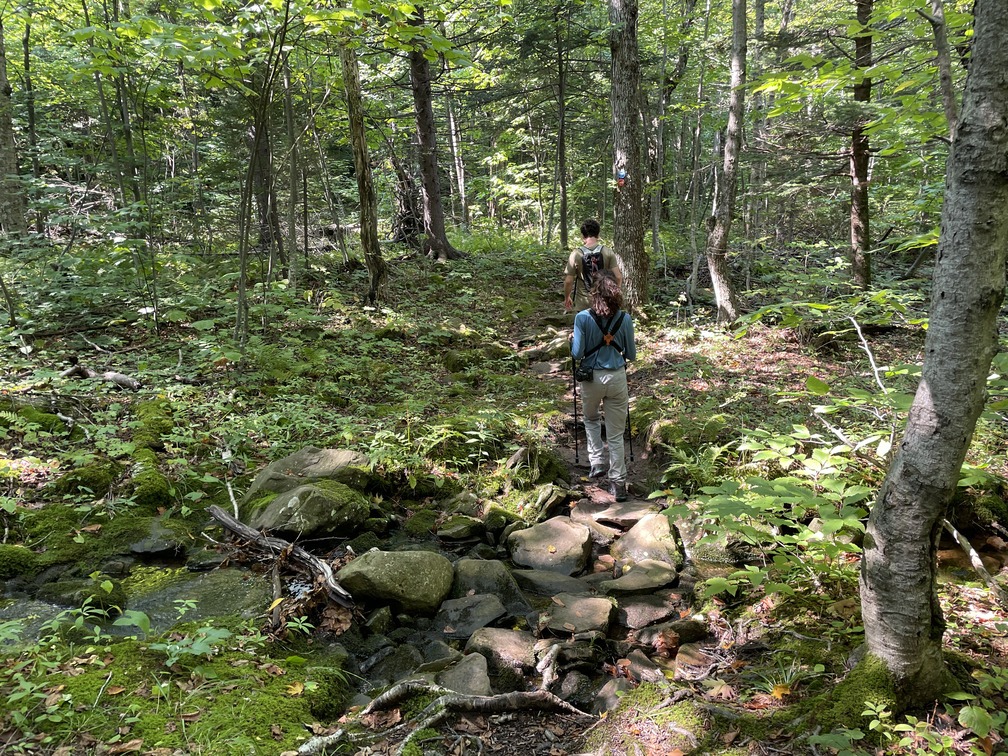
[59,364,141,390]
[943,518,1008,607]
[206,504,352,607]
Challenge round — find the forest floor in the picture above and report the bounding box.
[3,242,1008,756]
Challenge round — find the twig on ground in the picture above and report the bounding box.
[536,642,561,691]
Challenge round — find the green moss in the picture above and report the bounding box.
[15,406,67,434]
[826,652,897,731]
[123,566,188,599]
[306,666,351,720]
[347,532,382,553]
[133,398,174,450]
[0,544,40,579]
[128,447,172,512]
[404,509,439,537]
[41,637,325,755]
[582,684,708,755]
[402,727,440,756]
[49,459,123,498]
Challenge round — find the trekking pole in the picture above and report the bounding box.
[571,350,580,465]
[625,366,634,463]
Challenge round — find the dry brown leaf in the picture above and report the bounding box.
[723,729,739,746]
[551,596,565,607]
[107,686,126,695]
[562,622,576,632]
[271,724,283,740]
[771,683,791,699]
[81,524,102,533]
[444,625,455,634]
[180,711,201,723]
[107,738,144,754]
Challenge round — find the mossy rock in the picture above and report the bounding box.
[133,398,174,450]
[127,448,172,513]
[36,575,127,615]
[482,504,522,535]
[305,666,351,720]
[347,531,382,553]
[404,509,439,537]
[49,459,123,499]
[442,349,478,373]
[0,544,40,579]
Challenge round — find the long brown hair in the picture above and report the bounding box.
[589,269,623,319]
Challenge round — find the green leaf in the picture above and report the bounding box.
[959,705,994,737]
[806,376,830,395]
[190,319,216,330]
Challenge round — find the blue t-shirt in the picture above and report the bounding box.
[572,309,636,369]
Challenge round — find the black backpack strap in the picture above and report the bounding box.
[582,311,626,364]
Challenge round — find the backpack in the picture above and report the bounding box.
[575,310,627,381]
[577,245,605,295]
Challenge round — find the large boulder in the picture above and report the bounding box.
[610,513,683,568]
[433,594,507,640]
[336,550,454,614]
[543,593,614,635]
[241,447,371,503]
[244,482,370,538]
[507,517,592,576]
[465,627,537,673]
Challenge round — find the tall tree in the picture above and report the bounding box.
[0,12,26,236]
[704,0,745,324]
[409,8,462,262]
[341,40,387,302]
[858,0,1008,708]
[609,0,647,309]
[850,0,872,289]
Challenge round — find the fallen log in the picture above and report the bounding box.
[60,364,141,390]
[206,505,352,607]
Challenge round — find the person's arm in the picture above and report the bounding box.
[564,274,575,311]
[571,313,586,359]
[622,316,636,362]
[613,266,624,288]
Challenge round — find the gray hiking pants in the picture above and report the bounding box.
[579,367,628,483]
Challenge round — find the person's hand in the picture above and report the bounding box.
[564,296,572,311]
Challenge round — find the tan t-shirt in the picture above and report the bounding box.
[564,244,619,312]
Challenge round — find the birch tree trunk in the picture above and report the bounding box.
[609,0,648,310]
[0,13,27,237]
[850,0,872,289]
[859,0,1008,708]
[554,4,569,251]
[22,2,42,234]
[704,0,745,323]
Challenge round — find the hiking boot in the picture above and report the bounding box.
[589,465,607,479]
[612,481,628,502]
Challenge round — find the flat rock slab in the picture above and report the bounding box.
[466,627,537,672]
[508,517,592,575]
[336,550,454,614]
[571,498,659,528]
[545,593,614,635]
[616,590,691,630]
[452,559,532,617]
[437,653,492,696]
[511,569,594,596]
[433,594,507,640]
[599,559,678,595]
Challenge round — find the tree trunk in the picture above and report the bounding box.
[554,5,569,251]
[921,0,958,141]
[859,0,1008,708]
[22,2,42,234]
[850,0,872,289]
[704,0,745,324]
[409,8,462,262]
[341,42,386,302]
[445,77,469,231]
[283,55,299,293]
[0,14,26,237]
[609,0,647,310]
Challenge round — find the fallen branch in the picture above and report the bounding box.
[206,505,352,607]
[60,364,141,391]
[943,518,1008,607]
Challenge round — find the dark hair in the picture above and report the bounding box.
[589,269,623,319]
[580,218,601,239]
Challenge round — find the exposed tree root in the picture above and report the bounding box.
[298,680,594,756]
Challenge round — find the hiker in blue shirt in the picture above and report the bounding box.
[571,269,636,501]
